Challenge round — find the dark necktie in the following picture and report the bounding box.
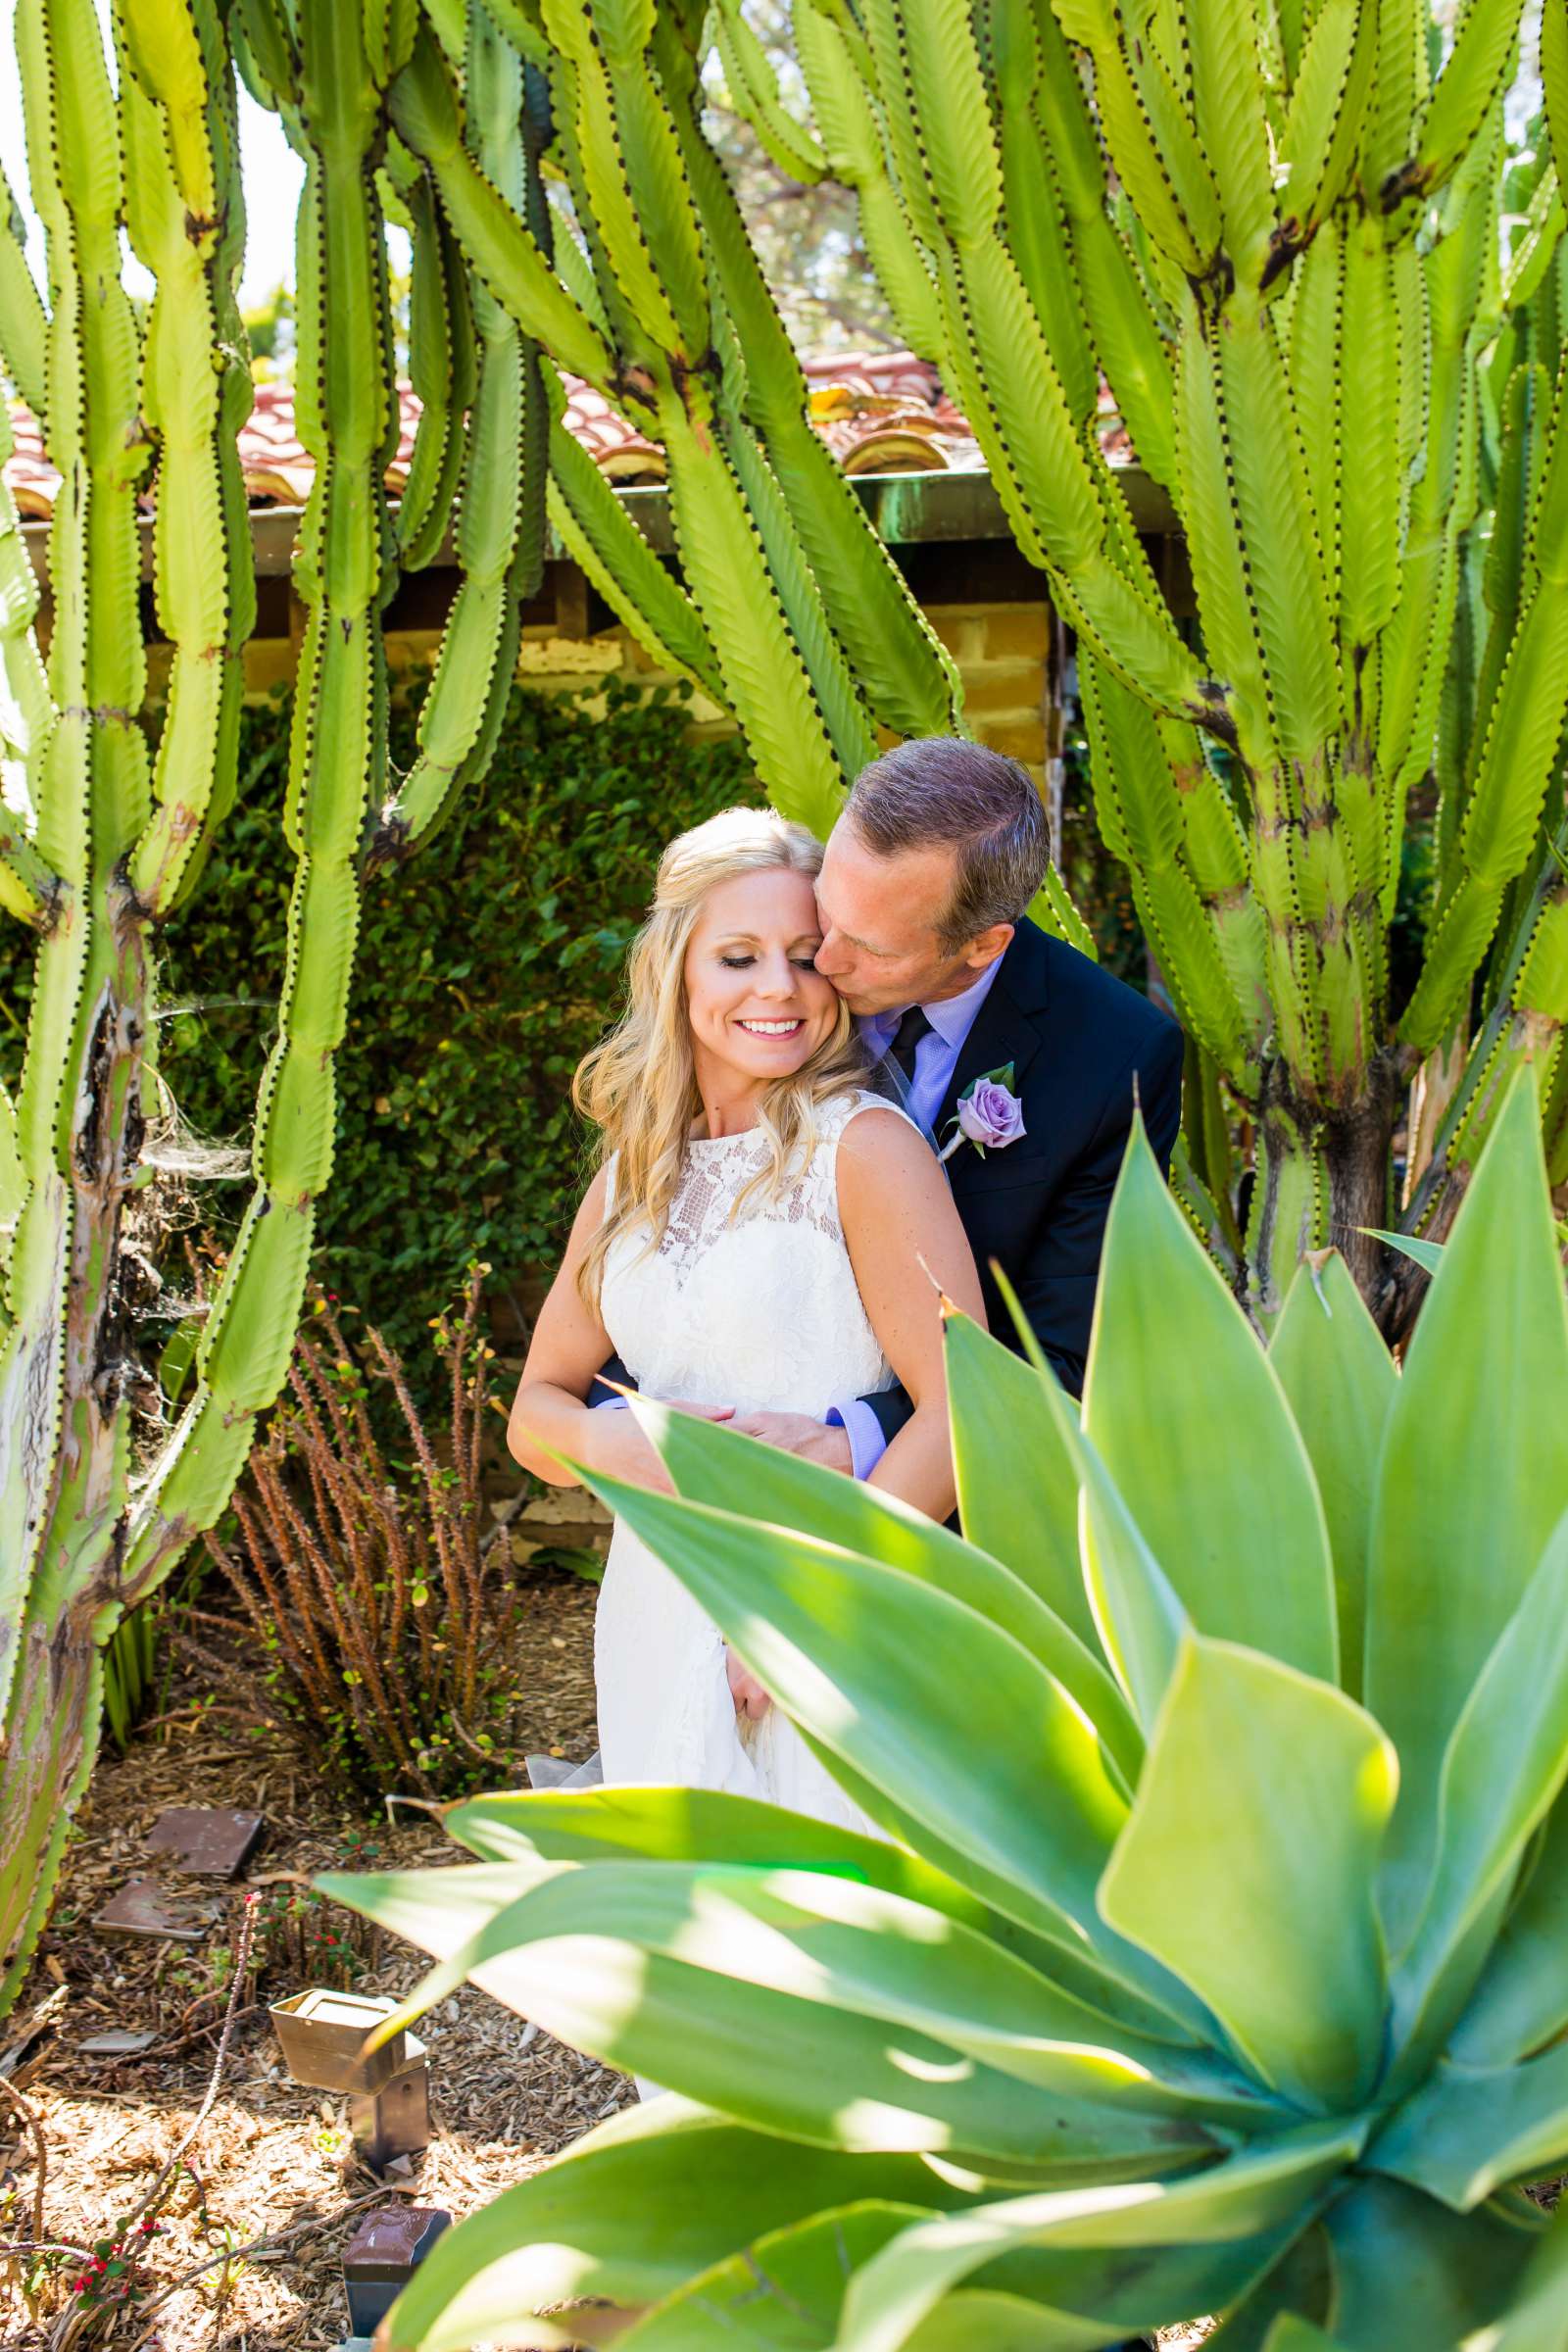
[889,1004,933,1086]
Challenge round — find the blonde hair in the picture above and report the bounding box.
[575,807,868,1302]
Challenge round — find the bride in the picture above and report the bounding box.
[507,806,984,1830]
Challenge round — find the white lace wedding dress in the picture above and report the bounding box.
[595,1089,912,1832]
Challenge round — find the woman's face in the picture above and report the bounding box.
[683,865,842,1091]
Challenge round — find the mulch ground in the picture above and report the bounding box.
[1,1563,1207,2352]
[0,1570,614,2352]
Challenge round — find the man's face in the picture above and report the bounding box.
[814,822,1010,1016]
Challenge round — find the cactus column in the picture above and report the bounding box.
[788,0,1568,1325]
[4,0,558,2016]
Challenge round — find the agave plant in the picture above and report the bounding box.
[328,1068,1568,2349]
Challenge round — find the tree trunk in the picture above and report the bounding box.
[1253,1055,1403,1329]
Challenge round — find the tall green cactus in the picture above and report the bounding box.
[2,0,545,2014]
[773,0,1568,1322]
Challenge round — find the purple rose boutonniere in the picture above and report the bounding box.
[939,1063,1026,1163]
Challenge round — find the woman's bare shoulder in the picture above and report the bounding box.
[836,1093,935,1171]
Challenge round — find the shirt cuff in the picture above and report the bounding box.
[826,1398,889,1483]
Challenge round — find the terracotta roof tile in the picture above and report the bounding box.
[5,348,1132,516]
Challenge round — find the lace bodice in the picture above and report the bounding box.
[600,1090,911,1418]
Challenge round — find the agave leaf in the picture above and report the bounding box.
[434,1796,1062,1966]
[989,1264,1190,1737]
[1362,1227,1445,1275]
[368,2095,962,2352]
[1323,2175,1544,2349]
[620,2203,939,2349]
[325,1858,1223,2168]
[448,1784,998,1912]
[1365,2037,1568,2212]
[1082,1115,1338,1683]
[1486,2196,1568,2351]
[1204,2223,1336,2346]
[443,1786,1171,2002]
[943,1309,1102,1657]
[570,1453,1201,2030]
[643,1397,1140,1787]
[1099,1637,1396,2111]
[1451,1794,1568,2069]
[633,2205,1304,2352]
[1391,1510,1568,2064]
[1267,1253,1396,1702]
[1365,1069,1568,1949]
[899,2290,1132,2349]
[836,2119,1367,2352]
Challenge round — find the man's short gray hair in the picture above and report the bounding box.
[844,738,1051,951]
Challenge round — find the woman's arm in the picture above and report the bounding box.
[835,1106,987,1522]
[508,1168,729,1494]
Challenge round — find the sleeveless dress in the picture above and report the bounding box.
[595,1089,916,1832]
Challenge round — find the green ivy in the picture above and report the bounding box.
[0,675,756,1416]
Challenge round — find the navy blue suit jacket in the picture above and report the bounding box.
[862,917,1184,1433]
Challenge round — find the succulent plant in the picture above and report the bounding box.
[330,1070,1568,2350]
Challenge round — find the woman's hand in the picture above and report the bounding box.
[726,1647,772,1720]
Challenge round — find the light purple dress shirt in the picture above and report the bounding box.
[830,956,1004,1479]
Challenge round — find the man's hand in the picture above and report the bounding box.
[728,1410,854,1474]
[726,1647,772,1720]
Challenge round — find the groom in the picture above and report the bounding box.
[729,734,1184,1474]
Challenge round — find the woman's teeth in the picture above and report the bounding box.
[737,1018,804,1035]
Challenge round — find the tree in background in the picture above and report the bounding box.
[701,0,901,351]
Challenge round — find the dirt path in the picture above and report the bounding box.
[1,1575,612,2349]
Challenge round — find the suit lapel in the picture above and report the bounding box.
[933,922,1053,1142]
